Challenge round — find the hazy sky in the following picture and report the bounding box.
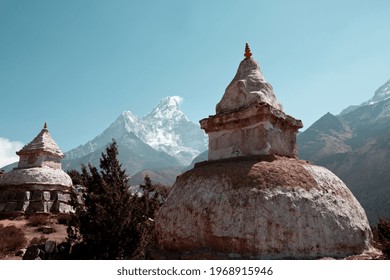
[1,0,390,167]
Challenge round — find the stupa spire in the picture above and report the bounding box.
[244,42,252,59]
[202,43,303,160]
[216,43,283,114]
[16,123,64,167]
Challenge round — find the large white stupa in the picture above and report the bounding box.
[154,44,374,259]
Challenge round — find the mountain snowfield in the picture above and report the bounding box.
[142,96,207,165]
[363,79,390,105]
[65,96,207,168]
[340,79,390,115]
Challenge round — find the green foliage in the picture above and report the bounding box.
[0,224,27,257]
[67,169,83,185]
[67,139,158,259]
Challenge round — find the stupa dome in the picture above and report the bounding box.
[0,167,72,189]
[154,44,374,259]
[156,155,373,259]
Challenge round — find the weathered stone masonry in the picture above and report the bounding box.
[0,123,73,216]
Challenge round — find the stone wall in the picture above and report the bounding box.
[0,186,72,216]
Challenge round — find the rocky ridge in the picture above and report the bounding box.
[298,79,390,224]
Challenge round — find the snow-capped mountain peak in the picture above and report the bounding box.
[367,79,390,104]
[340,79,390,115]
[119,111,147,137]
[142,96,206,164]
[160,95,183,108]
[145,96,187,121]
[359,79,390,107]
[65,96,207,166]
[122,111,139,123]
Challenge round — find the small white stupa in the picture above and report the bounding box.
[0,123,73,215]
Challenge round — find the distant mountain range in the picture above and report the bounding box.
[298,79,390,225]
[62,96,207,183]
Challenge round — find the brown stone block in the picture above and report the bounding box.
[4,202,18,212]
[0,192,10,202]
[31,191,43,201]
[25,201,45,214]
[13,201,25,211]
[14,191,28,201]
[5,191,17,201]
[50,191,58,200]
[50,201,59,213]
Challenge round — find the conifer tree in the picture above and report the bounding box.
[68,139,142,259]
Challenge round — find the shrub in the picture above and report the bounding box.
[0,224,27,257]
[373,218,390,259]
[27,214,50,227]
[29,235,48,246]
[56,213,71,225]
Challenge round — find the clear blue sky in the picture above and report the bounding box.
[1,0,390,167]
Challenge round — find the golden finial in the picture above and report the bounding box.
[244,42,252,59]
[44,122,48,129]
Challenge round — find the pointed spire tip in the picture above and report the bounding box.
[44,122,48,130]
[244,42,252,59]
